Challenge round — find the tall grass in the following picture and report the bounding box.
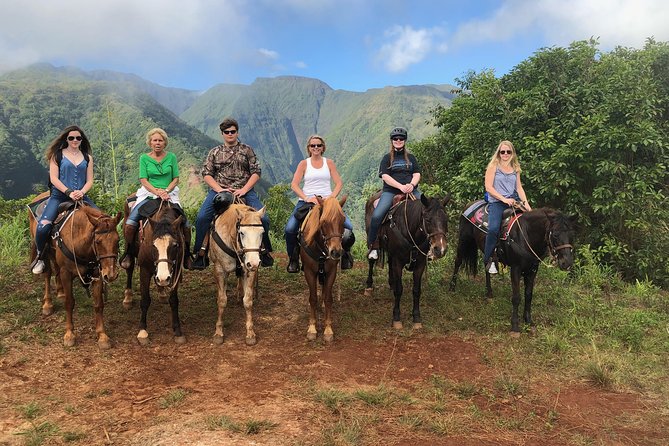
[0,213,30,269]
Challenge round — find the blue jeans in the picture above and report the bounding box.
[483,201,510,264]
[284,200,353,256]
[125,198,149,226]
[194,189,272,253]
[366,189,421,246]
[35,191,97,254]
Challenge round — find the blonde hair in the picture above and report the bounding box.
[486,140,521,173]
[146,128,169,147]
[305,135,326,157]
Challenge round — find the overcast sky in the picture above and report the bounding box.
[1,0,667,92]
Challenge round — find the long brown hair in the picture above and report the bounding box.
[44,125,92,162]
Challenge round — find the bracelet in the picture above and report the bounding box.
[64,188,73,195]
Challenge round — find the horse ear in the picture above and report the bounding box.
[442,193,451,208]
[339,194,348,207]
[316,196,324,206]
[420,193,430,206]
[256,206,266,218]
[568,214,579,228]
[171,215,183,231]
[114,212,123,226]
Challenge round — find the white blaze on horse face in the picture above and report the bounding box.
[154,236,173,285]
[240,226,263,270]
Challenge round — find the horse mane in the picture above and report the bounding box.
[215,204,254,236]
[304,197,344,245]
[152,204,180,238]
[542,208,573,233]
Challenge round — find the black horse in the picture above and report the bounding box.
[449,204,576,335]
[365,192,449,329]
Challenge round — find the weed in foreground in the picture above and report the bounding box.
[243,419,278,435]
[204,415,240,432]
[321,416,364,446]
[15,421,59,446]
[158,388,188,409]
[582,360,614,389]
[62,430,86,442]
[17,401,42,420]
[314,387,352,414]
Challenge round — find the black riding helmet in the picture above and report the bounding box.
[390,127,408,140]
[213,191,234,214]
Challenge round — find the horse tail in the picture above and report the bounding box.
[457,215,479,276]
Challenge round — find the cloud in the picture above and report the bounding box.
[375,25,447,73]
[450,0,669,49]
[295,61,308,69]
[258,48,280,60]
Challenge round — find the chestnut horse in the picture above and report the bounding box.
[208,204,265,345]
[449,205,576,335]
[299,196,347,342]
[133,202,186,345]
[365,192,449,329]
[28,192,122,348]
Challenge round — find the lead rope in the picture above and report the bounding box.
[69,201,96,287]
[401,194,431,281]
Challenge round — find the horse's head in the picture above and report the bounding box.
[148,210,184,287]
[546,210,577,270]
[308,196,346,261]
[86,211,122,282]
[236,206,265,271]
[420,194,449,260]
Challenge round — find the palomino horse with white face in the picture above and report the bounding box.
[29,192,122,349]
[208,204,266,345]
[134,202,186,345]
[299,196,347,342]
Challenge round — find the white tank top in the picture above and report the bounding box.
[302,157,332,198]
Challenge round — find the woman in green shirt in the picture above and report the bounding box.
[121,128,191,269]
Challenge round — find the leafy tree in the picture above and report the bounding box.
[415,39,669,287]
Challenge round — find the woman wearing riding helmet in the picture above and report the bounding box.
[366,127,421,260]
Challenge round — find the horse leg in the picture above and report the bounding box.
[411,259,426,329]
[364,258,375,296]
[122,258,135,310]
[242,270,258,345]
[485,270,493,300]
[42,270,54,316]
[306,269,319,340]
[213,270,229,345]
[391,260,403,330]
[90,279,111,349]
[169,287,186,344]
[523,266,538,334]
[509,266,522,337]
[60,269,76,347]
[323,268,337,342]
[137,268,152,346]
[449,251,462,292]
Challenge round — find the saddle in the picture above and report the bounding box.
[463,199,523,240]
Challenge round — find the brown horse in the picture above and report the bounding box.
[28,192,122,349]
[300,196,347,342]
[133,202,186,345]
[365,191,449,329]
[209,204,266,345]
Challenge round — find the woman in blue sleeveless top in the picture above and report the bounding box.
[31,125,97,274]
[483,140,531,274]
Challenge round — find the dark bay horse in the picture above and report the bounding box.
[132,202,186,345]
[300,196,347,342]
[29,193,122,348]
[449,205,576,335]
[365,192,449,329]
[209,204,266,345]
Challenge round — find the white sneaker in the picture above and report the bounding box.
[487,262,498,274]
[32,260,45,274]
[368,249,378,260]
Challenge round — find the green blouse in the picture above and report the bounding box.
[139,152,179,189]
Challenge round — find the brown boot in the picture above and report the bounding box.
[182,225,193,270]
[120,224,138,270]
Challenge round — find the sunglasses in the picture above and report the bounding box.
[67,136,83,141]
[392,137,406,142]
[309,143,324,148]
[222,129,237,135]
[499,150,513,155]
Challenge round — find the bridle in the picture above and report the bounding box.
[547,230,573,260]
[211,219,264,271]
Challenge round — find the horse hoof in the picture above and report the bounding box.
[413,322,423,330]
[42,305,54,316]
[323,333,334,343]
[137,330,150,346]
[364,288,373,297]
[528,326,537,336]
[509,331,521,339]
[245,336,257,346]
[213,335,224,345]
[63,335,75,348]
[174,335,187,345]
[98,339,112,350]
[392,321,403,330]
[122,300,133,310]
[306,332,317,341]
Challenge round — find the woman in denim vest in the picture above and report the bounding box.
[31,125,97,274]
[483,140,531,274]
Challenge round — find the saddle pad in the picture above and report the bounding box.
[463,200,521,240]
[27,195,50,219]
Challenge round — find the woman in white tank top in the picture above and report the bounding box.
[284,135,355,273]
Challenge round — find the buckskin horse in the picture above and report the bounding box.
[449,203,576,336]
[299,196,347,342]
[132,201,186,345]
[28,192,122,349]
[365,192,449,329]
[208,203,266,345]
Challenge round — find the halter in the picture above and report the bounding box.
[509,207,573,267]
[211,220,264,273]
[395,195,446,259]
[548,230,573,259]
[150,203,185,290]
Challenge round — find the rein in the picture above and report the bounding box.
[211,219,264,272]
[152,203,185,291]
[509,207,573,268]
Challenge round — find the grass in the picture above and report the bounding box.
[204,414,277,435]
[158,388,189,409]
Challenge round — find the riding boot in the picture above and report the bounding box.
[341,229,355,270]
[120,224,138,270]
[260,244,274,267]
[182,225,193,270]
[287,247,300,273]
